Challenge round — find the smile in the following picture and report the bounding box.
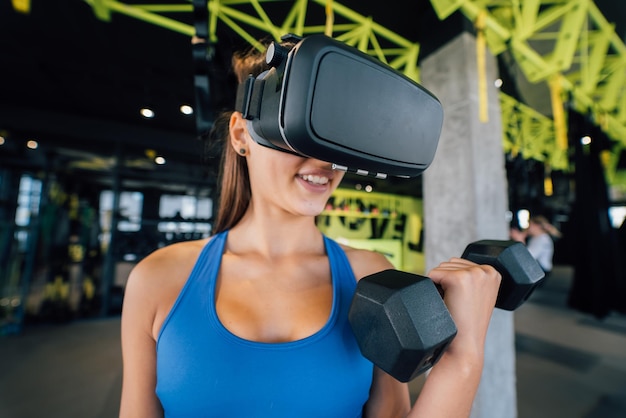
[298,174,330,185]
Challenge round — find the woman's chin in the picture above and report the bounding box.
[293,202,326,218]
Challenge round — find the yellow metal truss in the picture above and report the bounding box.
[500,91,569,170]
[80,0,624,185]
[11,0,31,13]
[83,0,421,81]
[430,0,626,185]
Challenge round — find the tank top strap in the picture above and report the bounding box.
[323,235,357,288]
[190,230,228,282]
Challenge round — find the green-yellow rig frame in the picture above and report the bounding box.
[15,0,625,188]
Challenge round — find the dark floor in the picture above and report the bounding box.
[1,265,625,418]
[512,266,626,418]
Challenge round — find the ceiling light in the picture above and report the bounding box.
[581,135,592,145]
[0,136,5,145]
[26,140,38,149]
[140,107,155,118]
[155,156,166,165]
[180,104,194,115]
[517,209,530,229]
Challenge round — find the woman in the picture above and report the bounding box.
[511,215,560,274]
[119,40,501,417]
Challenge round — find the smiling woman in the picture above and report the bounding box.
[118,36,502,418]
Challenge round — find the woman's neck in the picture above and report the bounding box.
[227,209,324,259]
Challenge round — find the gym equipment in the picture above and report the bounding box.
[462,240,545,311]
[348,239,544,382]
[235,34,443,179]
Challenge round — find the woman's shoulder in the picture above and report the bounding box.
[123,237,214,336]
[335,242,395,280]
[127,238,212,293]
[135,237,212,273]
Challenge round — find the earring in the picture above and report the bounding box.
[239,148,246,155]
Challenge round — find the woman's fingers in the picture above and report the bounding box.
[427,258,502,353]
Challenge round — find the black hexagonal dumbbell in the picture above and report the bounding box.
[348,239,545,383]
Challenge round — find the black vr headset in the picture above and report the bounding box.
[235,34,443,179]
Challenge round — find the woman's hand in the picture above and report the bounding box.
[428,258,501,358]
[407,259,501,418]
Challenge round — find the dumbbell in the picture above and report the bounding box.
[348,239,545,383]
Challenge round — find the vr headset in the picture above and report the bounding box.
[235,34,443,178]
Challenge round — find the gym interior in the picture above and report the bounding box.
[1,1,626,417]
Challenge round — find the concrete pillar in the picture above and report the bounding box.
[420,32,517,417]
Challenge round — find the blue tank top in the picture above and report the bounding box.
[156,231,373,417]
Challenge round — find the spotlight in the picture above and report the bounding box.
[180,105,194,115]
[140,107,155,118]
[155,156,166,165]
[26,140,38,149]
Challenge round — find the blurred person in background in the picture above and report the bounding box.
[511,215,561,276]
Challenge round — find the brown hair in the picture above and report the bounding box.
[211,39,296,234]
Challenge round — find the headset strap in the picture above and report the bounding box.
[235,75,265,120]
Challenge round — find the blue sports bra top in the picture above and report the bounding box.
[155,231,373,417]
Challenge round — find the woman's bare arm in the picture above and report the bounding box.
[119,240,206,418]
[408,258,500,417]
[351,250,501,418]
[119,258,163,418]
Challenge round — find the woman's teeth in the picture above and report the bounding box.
[300,174,329,185]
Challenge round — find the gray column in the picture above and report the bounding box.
[420,32,517,418]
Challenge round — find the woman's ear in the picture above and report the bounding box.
[229,112,249,154]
